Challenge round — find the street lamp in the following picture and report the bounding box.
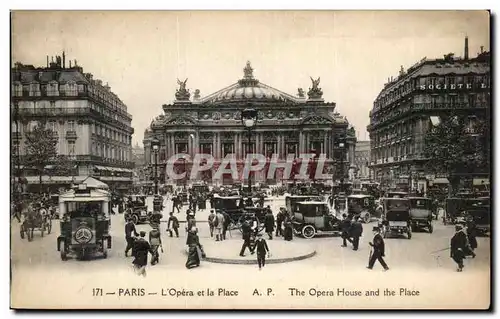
[151,137,160,195]
[241,108,258,199]
[338,139,346,193]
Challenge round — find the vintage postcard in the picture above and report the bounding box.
[10,10,491,309]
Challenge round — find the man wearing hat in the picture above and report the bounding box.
[340,214,353,247]
[450,224,468,272]
[208,209,216,238]
[167,212,180,238]
[255,232,270,270]
[133,231,153,277]
[367,226,389,271]
[124,218,139,257]
[214,210,225,241]
[149,223,163,265]
[350,217,363,251]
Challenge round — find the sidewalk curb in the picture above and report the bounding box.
[203,250,317,265]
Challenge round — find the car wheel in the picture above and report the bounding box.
[302,225,316,239]
[132,214,139,225]
[429,224,433,234]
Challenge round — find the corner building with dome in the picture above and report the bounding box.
[144,62,356,185]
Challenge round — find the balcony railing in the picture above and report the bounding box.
[65,130,78,140]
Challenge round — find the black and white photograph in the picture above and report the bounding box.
[9,10,491,309]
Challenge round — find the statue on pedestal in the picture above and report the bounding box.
[297,88,305,98]
[307,76,323,99]
[193,89,201,100]
[175,78,191,101]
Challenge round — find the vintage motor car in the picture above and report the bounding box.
[346,194,377,223]
[124,194,149,224]
[386,191,409,198]
[380,198,412,239]
[445,197,490,225]
[464,199,490,236]
[333,194,348,214]
[285,195,323,217]
[57,184,112,260]
[291,201,341,239]
[408,197,434,233]
[212,195,265,232]
[192,183,210,195]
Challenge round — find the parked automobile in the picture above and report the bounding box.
[380,198,411,239]
[291,201,341,238]
[408,197,434,233]
[347,194,377,223]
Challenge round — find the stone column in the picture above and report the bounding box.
[234,133,238,157]
[323,132,328,156]
[237,133,242,159]
[280,134,285,159]
[217,132,221,159]
[212,133,216,159]
[187,133,192,157]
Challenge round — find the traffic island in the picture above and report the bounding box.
[197,238,316,265]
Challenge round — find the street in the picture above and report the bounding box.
[11,196,491,309]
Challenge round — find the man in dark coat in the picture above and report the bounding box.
[465,217,477,258]
[239,220,254,256]
[133,231,153,277]
[149,224,162,265]
[167,212,180,237]
[124,218,139,257]
[254,232,270,270]
[367,226,389,270]
[264,208,275,240]
[350,217,363,251]
[221,210,231,240]
[275,208,285,237]
[340,214,353,247]
[451,224,468,272]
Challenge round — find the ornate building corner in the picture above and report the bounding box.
[307,76,324,102]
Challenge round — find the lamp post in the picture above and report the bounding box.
[151,138,160,195]
[338,139,346,193]
[241,108,258,199]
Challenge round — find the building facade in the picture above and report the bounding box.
[354,140,371,180]
[144,61,356,185]
[131,142,147,183]
[11,53,135,191]
[367,38,490,192]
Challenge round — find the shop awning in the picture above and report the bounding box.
[473,178,489,186]
[433,178,449,184]
[94,165,109,171]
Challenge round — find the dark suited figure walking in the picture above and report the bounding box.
[340,214,352,247]
[254,232,270,270]
[239,220,254,257]
[125,218,139,257]
[133,231,154,277]
[367,226,389,271]
[275,208,285,237]
[350,217,363,251]
[167,212,180,237]
[451,224,468,272]
[264,208,275,240]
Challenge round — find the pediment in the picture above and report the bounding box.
[301,115,334,125]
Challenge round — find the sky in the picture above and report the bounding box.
[11,11,490,145]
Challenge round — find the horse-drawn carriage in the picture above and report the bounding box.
[20,205,52,241]
[57,183,112,260]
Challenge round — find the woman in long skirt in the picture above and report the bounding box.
[186,227,204,269]
[283,217,293,241]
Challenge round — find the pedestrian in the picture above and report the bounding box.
[221,210,230,240]
[186,227,205,269]
[239,220,254,257]
[275,208,285,237]
[264,208,275,240]
[149,223,163,265]
[208,209,216,238]
[214,210,224,241]
[450,224,468,272]
[465,216,477,258]
[350,217,363,251]
[124,218,139,257]
[167,212,180,238]
[255,232,270,270]
[132,231,153,277]
[283,215,293,241]
[340,214,353,247]
[186,212,196,232]
[367,226,389,271]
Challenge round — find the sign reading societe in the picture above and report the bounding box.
[419,83,490,90]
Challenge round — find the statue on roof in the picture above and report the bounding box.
[307,76,323,100]
[243,61,254,79]
[297,88,305,98]
[193,89,201,100]
[175,78,190,101]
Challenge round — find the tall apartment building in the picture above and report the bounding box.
[354,140,371,180]
[367,37,490,192]
[11,52,135,191]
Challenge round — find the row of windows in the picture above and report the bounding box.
[92,142,130,161]
[375,74,489,109]
[12,82,84,97]
[12,120,77,133]
[92,122,131,145]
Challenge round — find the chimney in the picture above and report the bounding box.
[480,46,484,54]
[69,60,72,68]
[464,36,469,60]
[62,51,66,68]
[46,56,49,67]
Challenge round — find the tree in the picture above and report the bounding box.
[423,116,489,195]
[24,123,58,190]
